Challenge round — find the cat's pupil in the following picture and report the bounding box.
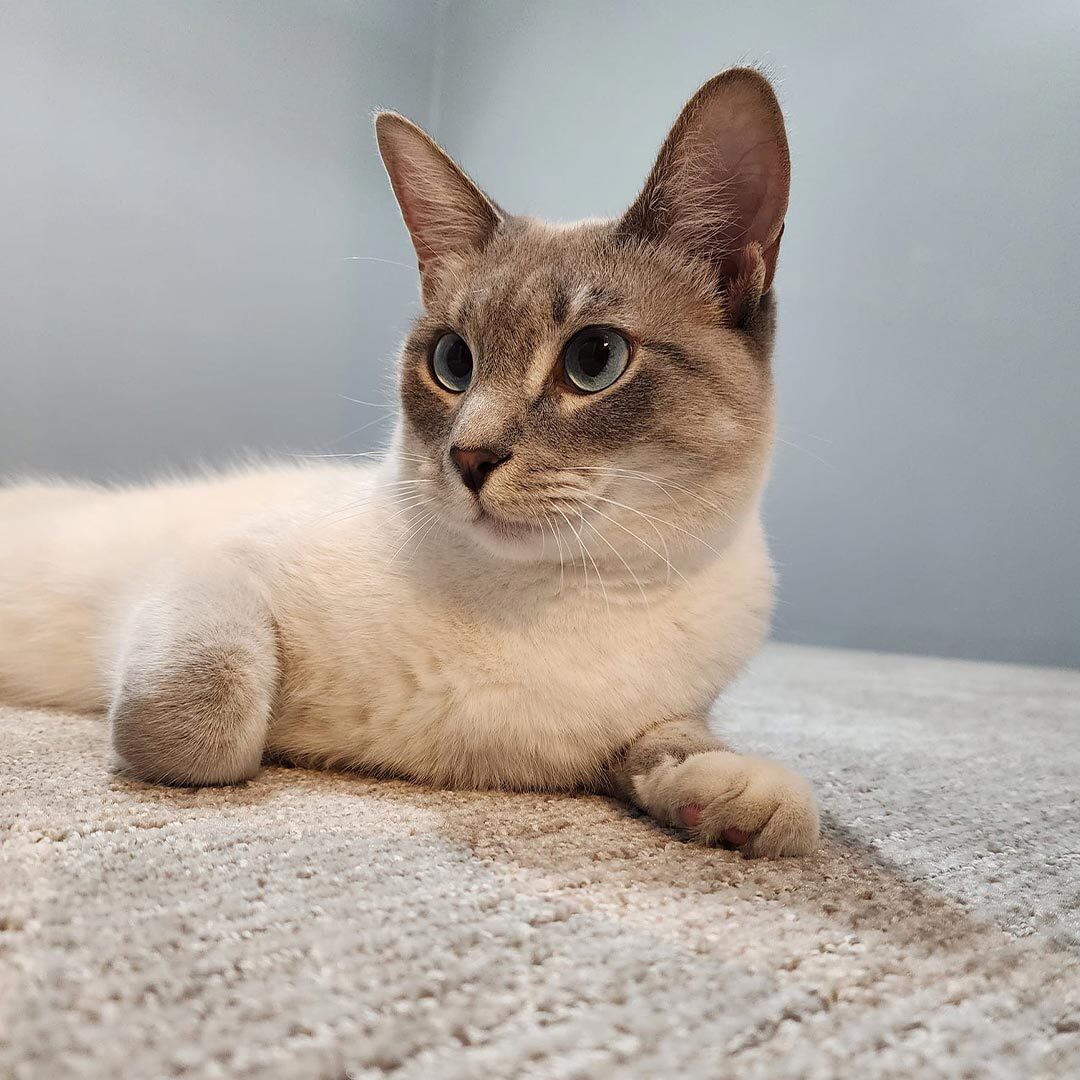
[578,335,610,378]
[446,340,471,378]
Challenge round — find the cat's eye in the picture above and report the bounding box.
[562,327,631,393]
[431,333,473,393]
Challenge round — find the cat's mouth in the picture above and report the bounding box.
[454,504,551,561]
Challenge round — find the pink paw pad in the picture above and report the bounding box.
[677,804,752,848]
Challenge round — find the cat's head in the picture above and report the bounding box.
[376,69,789,569]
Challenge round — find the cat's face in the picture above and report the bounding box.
[377,69,790,568]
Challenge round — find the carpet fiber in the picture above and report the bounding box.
[3,644,1079,1079]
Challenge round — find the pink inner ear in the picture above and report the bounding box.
[621,70,790,296]
[691,87,789,254]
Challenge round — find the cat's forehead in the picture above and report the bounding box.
[442,218,717,356]
[452,222,613,331]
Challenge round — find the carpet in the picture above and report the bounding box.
[2,643,1079,1079]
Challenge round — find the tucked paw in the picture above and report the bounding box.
[635,751,819,858]
[110,644,271,787]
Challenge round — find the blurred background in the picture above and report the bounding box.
[1,1,1077,667]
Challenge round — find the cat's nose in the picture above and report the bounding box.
[450,445,511,493]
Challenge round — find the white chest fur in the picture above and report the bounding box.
[266,490,774,790]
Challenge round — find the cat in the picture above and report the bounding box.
[0,68,819,858]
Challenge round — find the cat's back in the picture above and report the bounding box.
[0,462,366,709]
[0,462,363,582]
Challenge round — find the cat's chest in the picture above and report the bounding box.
[273,566,767,789]
[387,611,706,785]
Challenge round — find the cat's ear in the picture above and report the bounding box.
[375,112,502,294]
[618,68,790,321]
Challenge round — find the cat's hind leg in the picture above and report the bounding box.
[109,553,278,786]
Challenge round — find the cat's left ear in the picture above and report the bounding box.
[618,68,790,322]
[375,112,502,299]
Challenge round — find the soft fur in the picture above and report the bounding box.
[0,68,819,857]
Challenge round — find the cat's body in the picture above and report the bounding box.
[1,464,345,713]
[0,69,821,856]
[0,454,772,790]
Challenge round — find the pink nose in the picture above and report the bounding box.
[450,446,510,493]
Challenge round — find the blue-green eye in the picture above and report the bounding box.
[431,333,473,392]
[562,327,631,392]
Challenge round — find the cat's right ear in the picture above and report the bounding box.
[375,112,502,298]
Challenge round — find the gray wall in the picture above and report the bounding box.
[0,0,437,476]
[2,2,1077,667]
[435,0,1080,668]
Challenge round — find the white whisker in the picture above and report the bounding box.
[290,449,427,464]
[406,512,444,566]
[585,499,686,586]
[340,255,415,271]
[316,489,432,530]
[574,466,725,516]
[553,507,587,590]
[613,504,725,559]
[580,515,650,608]
[334,413,397,442]
[545,514,566,595]
[575,509,609,615]
[339,394,395,410]
[387,508,441,565]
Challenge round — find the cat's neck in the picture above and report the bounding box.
[397,498,761,628]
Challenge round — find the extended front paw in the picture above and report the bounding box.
[634,750,820,858]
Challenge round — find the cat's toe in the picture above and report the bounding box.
[673,752,819,858]
[720,826,753,848]
[678,802,753,847]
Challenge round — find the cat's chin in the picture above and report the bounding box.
[456,510,548,562]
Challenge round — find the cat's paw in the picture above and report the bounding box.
[110,642,271,787]
[634,750,819,858]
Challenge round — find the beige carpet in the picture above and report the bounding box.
[2,643,1079,1079]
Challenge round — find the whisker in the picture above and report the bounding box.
[290,449,429,464]
[333,413,397,442]
[572,466,726,516]
[580,515,650,608]
[405,512,444,566]
[770,435,832,468]
[315,489,432,530]
[380,495,436,530]
[339,394,396,410]
[610,503,726,559]
[553,507,587,589]
[725,415,834,467]
[311,479,433,522]
[387,508,441,565]
[585,500,686,587]
[727,412,833,444]
[585,490,675,577]
[565,486,725,561]
[544,514,566,595]
[340,255,415,271]
[575,509,609,615]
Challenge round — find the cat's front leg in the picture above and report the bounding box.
[109,553,278,787]
[603,717,820,858]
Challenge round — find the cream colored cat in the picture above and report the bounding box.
[0,68,819,857]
